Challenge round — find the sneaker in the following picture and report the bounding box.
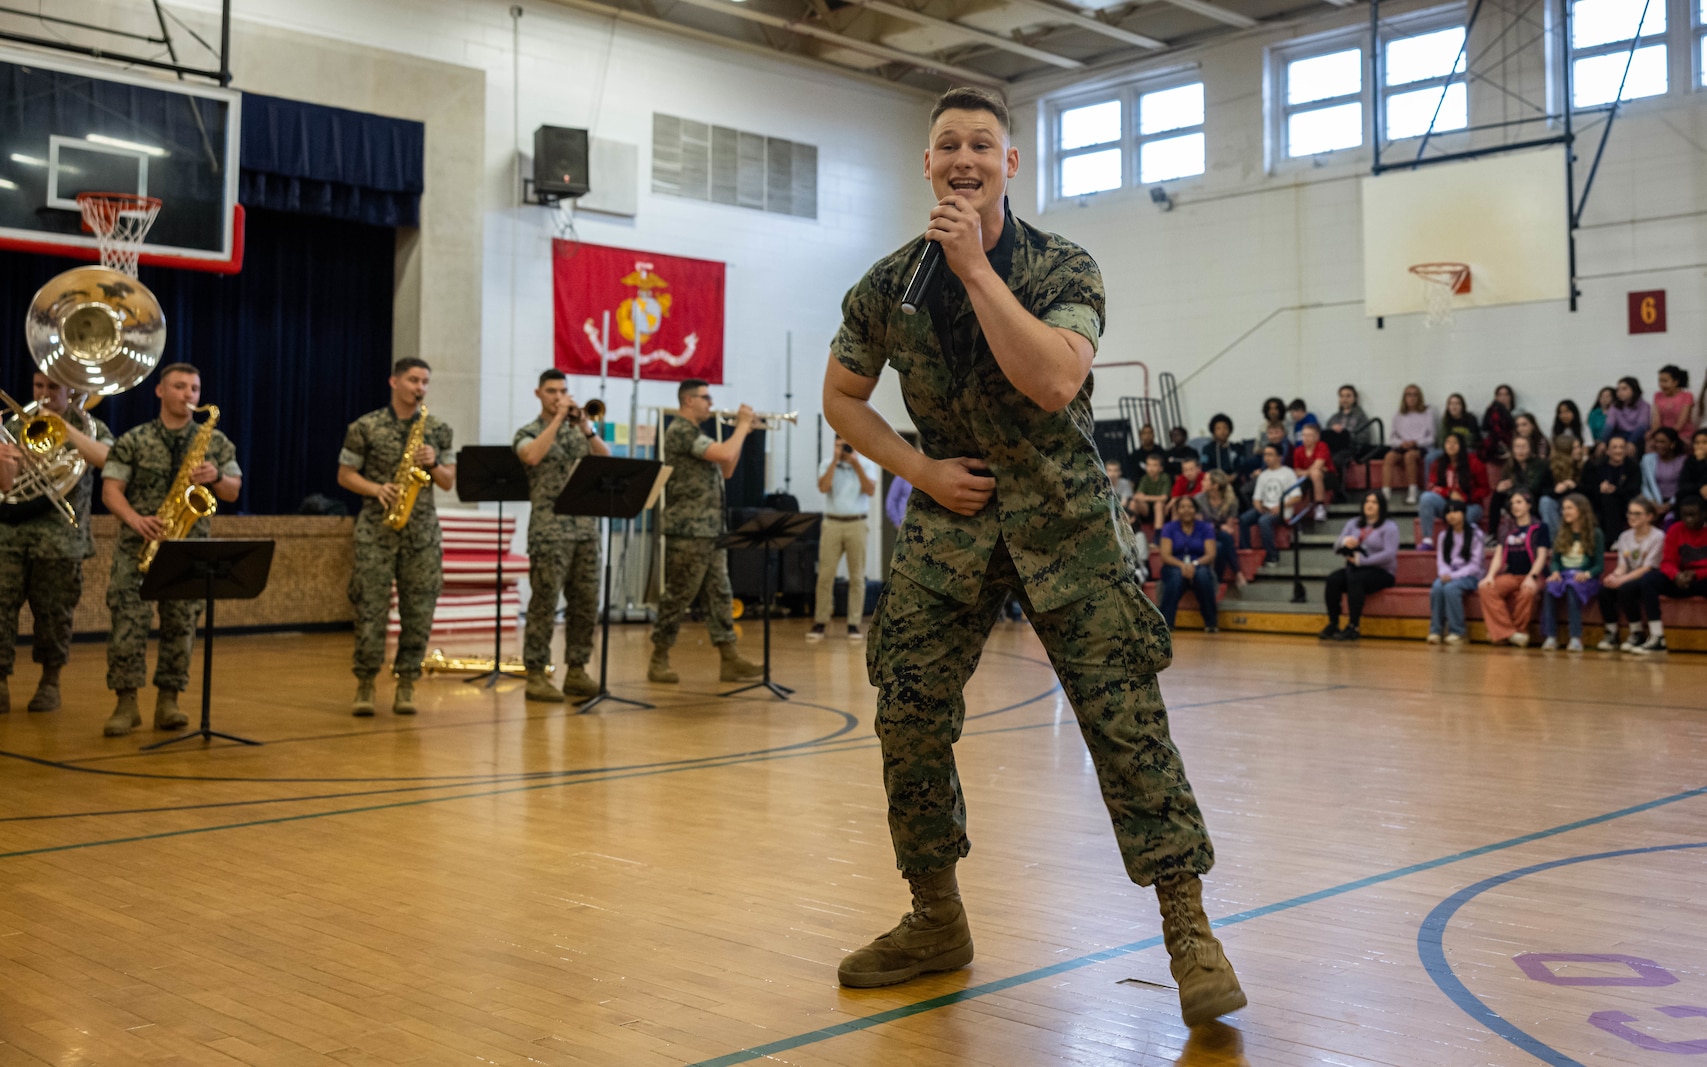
[1444,633,1465,645]
[1317,624,1340,640]
[1426,632,1442,644]
[1630,635,1667,655]
[1567,638,1583,652]
[848,625,864,641]
[1313,504,1328,522]
[1418,537,1434,551]
[1596,631,1619,652]
[1406,486,1419,505]
[1510,633,1531,648]
[805,624,826,642]
[1620,630,1645,652]
[1381,487,1393,503]
[1203,625,1219,634]
[1540,637,1558,651]
[1334,625,1361,642]
[1262,555,1281,568]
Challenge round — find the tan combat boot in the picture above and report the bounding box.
[154,688,189,730]
[393,679,417,716]
[351,678,376,717]
[27,664,60,712]
[525,669,566,703]
[104,689,142,736]
[1157,873,1247,1026]
[718,642,762,682]
[838,864,975,988]
[647,647,678,684]
[559,664,600,698]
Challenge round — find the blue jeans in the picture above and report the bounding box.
[1429,575,1480,637]
[1540,572,1600,640]
[1214,530,1239,583]
[1159,563,1218,629]
[1239,508,1281,560]
[1538,495,1562,535]
[1417,492,1483,542]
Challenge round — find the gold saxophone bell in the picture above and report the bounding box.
[712,409,798,431]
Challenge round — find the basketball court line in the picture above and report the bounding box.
[1419,841,1707,1067]
[684,784,1707,1067]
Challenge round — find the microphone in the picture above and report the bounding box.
[899,240,941,316]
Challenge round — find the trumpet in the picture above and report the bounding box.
[564,398,604,424]
[712,409,798,431]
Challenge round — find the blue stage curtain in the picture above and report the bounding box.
[0,206,393,515]
[238,94,423,227]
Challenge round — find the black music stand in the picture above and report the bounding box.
[718,511,819,700]
[137,539,275,751]
[456,446,532,688]
[554,455,670,714]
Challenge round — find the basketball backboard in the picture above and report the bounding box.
[0,47,242,272]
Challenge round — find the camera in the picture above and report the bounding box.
[840,443,853,457]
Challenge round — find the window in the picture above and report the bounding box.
[1051,78,1206,201]
[1383,26,1468,139]
[1282,47,1364,157]
[1569,0,1668,106]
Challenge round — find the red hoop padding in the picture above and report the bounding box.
[1408,262,1472,295]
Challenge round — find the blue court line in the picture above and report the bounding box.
[1418,841,1707,1067]
[684,783,1707,1067]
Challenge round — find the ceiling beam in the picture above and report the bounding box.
[996,0,1166,49]
[1147,0,1257,29]
[850,0,1085,68]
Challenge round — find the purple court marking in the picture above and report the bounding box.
[1589,1006,1707,1054]
[1514,953,1679,987]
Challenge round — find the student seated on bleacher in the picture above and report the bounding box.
[1630,495,1707,654]
[1166,457,1206,521]
[1598,496,1665,652]
[1538,493,1604,652]
[1477,489,1551,648]
[1383,384,1435,506]
[1292,424,1336,523]
[1106,459,1134,506]
[1490,435,1549,538]
[1417,433,1489,550]
[1587,434,1641,539]
[1128,453,1171,531]
[1241,444,1300,566]
[1678,428,1707,513]
[1164,425,1200,478]
[1318,491,1400,643]
[1194,471,1248,594]
[1157,495,1220,633]
[1427,499,1485,645]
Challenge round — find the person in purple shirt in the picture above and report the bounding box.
[1156,495,1220,632]
[1382,383,1435,505]
[884,473,911,530]
[1319,490,1400,642]
[1427,499,1486,644]
[1606,376,1651,454]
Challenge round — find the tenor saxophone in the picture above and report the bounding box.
[138,405,220,574]
[383,406,433,531]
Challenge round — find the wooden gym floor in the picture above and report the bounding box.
[2,621,1704,1065]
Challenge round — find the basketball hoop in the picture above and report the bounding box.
[76,192,163,277]
[1409,262,1471,329]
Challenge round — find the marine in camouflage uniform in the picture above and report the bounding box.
[0,399,113,712]
[514,375,607,701]
[339,405,453,686]
[825,90,1242,1024]
[102,369,242,737]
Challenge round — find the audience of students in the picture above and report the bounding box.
[1416,433,1488,550]
[1478,490,1551,647]
[1427,499,1486,645]
[1157,495,1220,632]
[1598,497,1665,652]
[1383,383,1435,505]
[1635,495,1707,653]
[1538,493,1604,651]
[1319,491,1400,642]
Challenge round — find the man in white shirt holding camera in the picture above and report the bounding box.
[809,435,878,641]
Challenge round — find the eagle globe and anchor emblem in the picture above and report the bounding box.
[581,260,700,368]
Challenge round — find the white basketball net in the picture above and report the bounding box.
[1410,263,1469,329]
[77,193,162,276]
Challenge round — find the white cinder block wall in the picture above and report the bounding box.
[1008,3,1707,437]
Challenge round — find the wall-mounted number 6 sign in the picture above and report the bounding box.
[1629,290,1667,334]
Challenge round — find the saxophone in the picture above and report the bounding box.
[383,406,433,531]
[138,405,220,573]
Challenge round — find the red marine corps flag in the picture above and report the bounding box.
[552,240,725,384]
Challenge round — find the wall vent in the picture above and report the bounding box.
[652,113,817,220]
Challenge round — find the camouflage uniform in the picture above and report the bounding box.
[340,408,453,681]
[0,408,113,679]
[650,415,736,650]
[103,418,241,692]
[514,415,601,672]
[834,208,1213,886]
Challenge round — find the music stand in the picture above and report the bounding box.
[137,539,275,750]
[718,511,819,700]
[554,455,670,714]
[456,446,532,688]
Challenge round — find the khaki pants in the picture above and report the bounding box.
[814,517,868,627]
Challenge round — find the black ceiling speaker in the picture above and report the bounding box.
[533,126,590,199]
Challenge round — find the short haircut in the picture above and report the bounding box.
[1144,453,1163,466]
[1263,443,1280,456]
[158,362,199,381]
[392,357,431,376]
[1209,413,1232,433]
[678,378,709,402]
[1182,455,1201,468]
[538,368,567,386]
[1680,495,1705,515]
[1288,398,1307,412]
[930,87,1010,134]
[1629,496,1659,519]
